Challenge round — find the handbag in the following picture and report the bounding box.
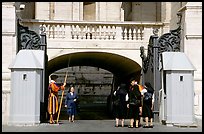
[113,96,120,106]
[129,94,141,106]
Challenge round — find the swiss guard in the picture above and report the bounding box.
[48,74,66,124]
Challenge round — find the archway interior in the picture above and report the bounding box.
[47,51,142,120]
[48,51,141,82]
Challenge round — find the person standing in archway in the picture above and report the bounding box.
[65,86,79,122]
[141,82,154,128]
[48,74,66,124]
[127,78,142,128]
[113,83,128,127]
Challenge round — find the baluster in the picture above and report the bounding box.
[106,25,110,40]
[73,25,77,39]
[100,25,104,40]
[89,26,93,39]
[141,27,144,40]
[96,27,99,40]
[133,28,136,40]
[138,27,141,40]
[128,28,132,40]
[54,25,58,39]
[62,25,65,38]
[80,26,84,39]
[109,26,113,40]
[50,25,54,39]
[99,25,102,40]
[47,25,51,38]
[83,26,87,39]
[58,25,61,39]
[92,27,96,39]
[135,27,138,40]
[56,25,60,38]
[106,25,109,40]
[87,27,91,39]
[112,26,116,40]
[107,26,111,40]
[124,28,127,40]
[76,25,80,39]
[100,25,103,40]
[70,25,74,39]
[103,25,106,40]
[58,25,62,38]
[78,27,82,40]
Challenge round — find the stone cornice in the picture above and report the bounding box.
[21,19,164,26]
[2,2,15,6]
[178,2,202,12]
[185,35,202,40]
[2,32,16,36]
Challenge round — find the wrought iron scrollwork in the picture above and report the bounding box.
[140,36,155,73]
[18,23,41,51]
[148,36,155,72]
[140,46,149,73]
[157,26,181,53]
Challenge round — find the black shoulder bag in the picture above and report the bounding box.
[129,93,141,106]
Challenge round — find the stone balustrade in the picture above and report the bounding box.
[21,20,163,42]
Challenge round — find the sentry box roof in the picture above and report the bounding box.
[161,52,196,71]
[9,50,44,69]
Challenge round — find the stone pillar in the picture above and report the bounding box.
[120,5,124,21]
[106,2,121,21]
[54,2,73,20]
[132,2,142,21]
[72,2,80,21]
[79,2,83,21]
[161,2,171,34]
[95,2,99,21]
[2,2,16,125]
[35,2,50,20]
[98,2,107,21]
[180,2,202,118]
[115,26,122,40]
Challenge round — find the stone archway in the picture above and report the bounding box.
[48,51,141,81]
[44,51,142,120]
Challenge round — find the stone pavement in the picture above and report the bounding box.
[2,118,202,132]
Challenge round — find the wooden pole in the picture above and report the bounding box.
[56,56,70,124]
[56,73,68,124]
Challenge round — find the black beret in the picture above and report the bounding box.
[50,74,58,80]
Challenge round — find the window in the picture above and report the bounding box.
[23,73,27,80]
[180,76,183,81]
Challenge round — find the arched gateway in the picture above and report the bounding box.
[48,52,141,81]
[8,9,196,125]
[8,23,143,125]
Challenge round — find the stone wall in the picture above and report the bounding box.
[2,2,16,125]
